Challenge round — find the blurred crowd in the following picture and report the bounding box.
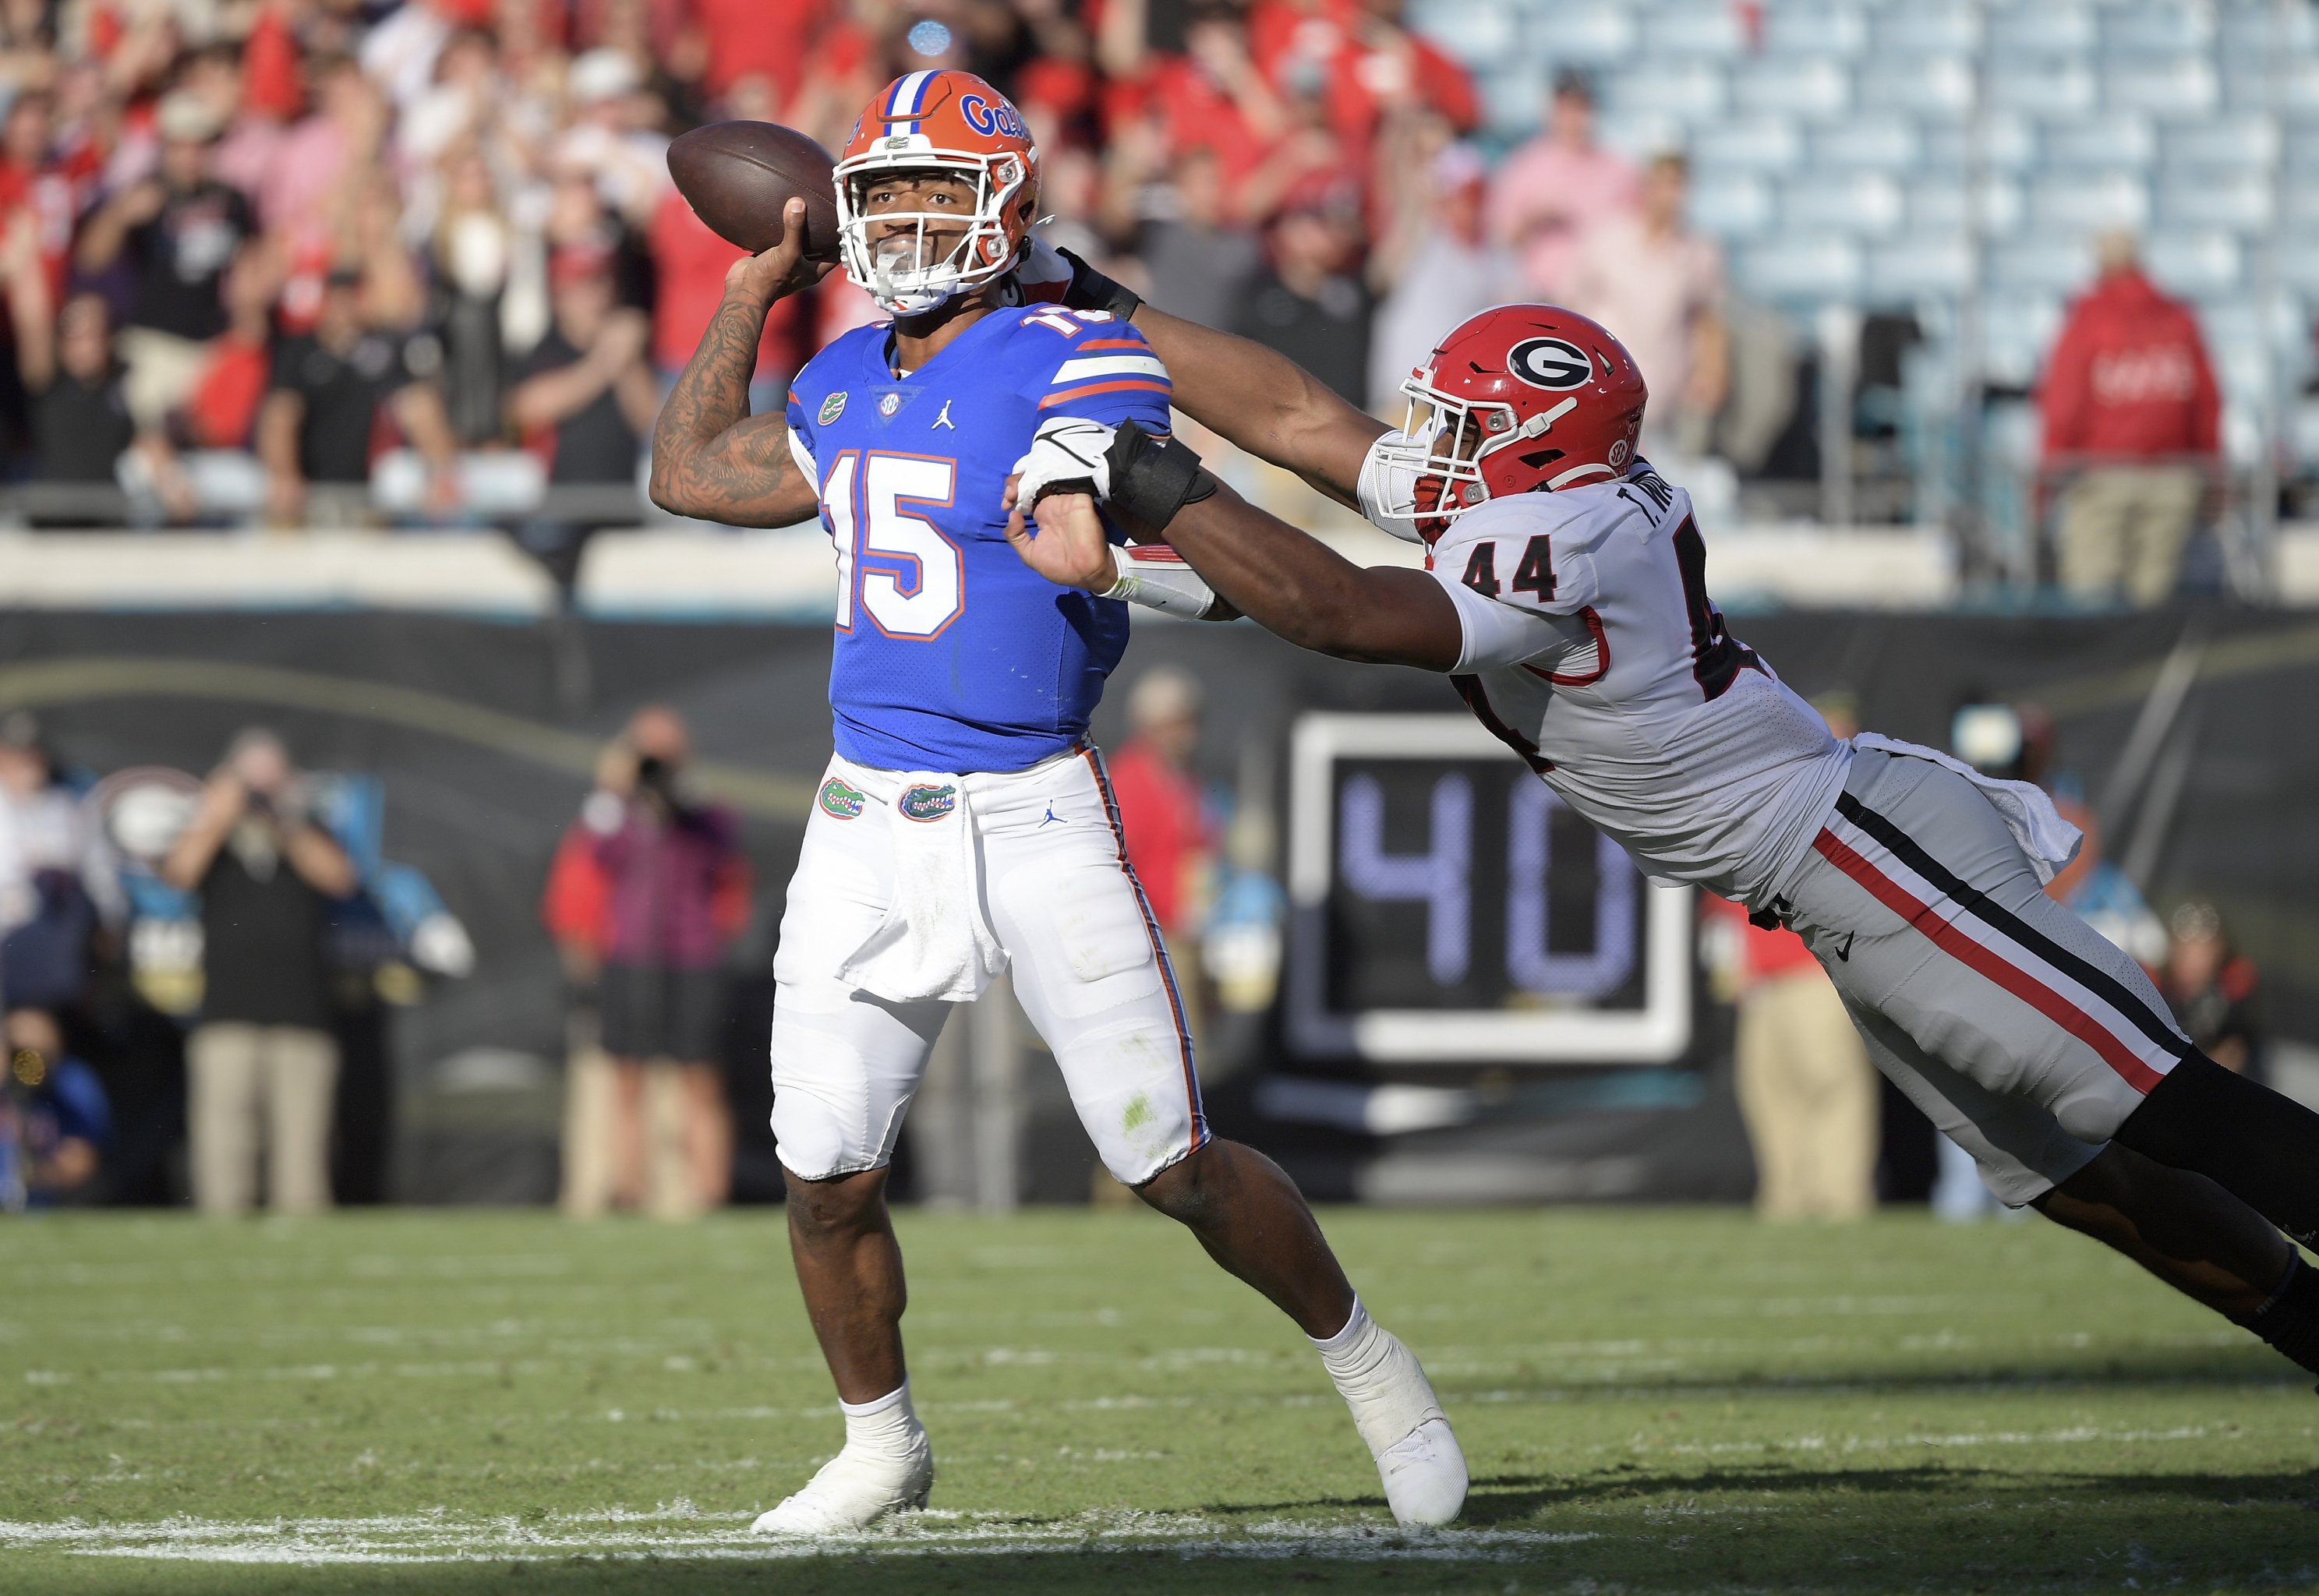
[0,0,2236,612]
[0,715,469,1210]
[0,0,1750,527]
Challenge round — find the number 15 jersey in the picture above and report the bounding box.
[1423,460,1852,908]
[786,306,1172,774]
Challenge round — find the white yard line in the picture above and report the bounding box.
[0,1507,1598,1566]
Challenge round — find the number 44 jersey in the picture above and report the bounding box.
[1423,459,1853,908]
[786,306,1172,774]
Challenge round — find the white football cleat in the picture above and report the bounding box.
[1334,1326,1469,1527]
[1372,1412,1468,1528]
[749,1433,934,1535]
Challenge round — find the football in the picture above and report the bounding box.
[666,121,842,261]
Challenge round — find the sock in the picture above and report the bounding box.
[1310,1296,1377,1375]
[1312,1296,1435,1432]
[2240,1256,2319,1382]
[2114,1054,2319,1245]
[839,1380,924,1458]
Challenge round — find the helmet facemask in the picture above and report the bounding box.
[836,152,1031,317]
[1366,371,1582,538]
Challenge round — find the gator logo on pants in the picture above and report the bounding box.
[818,777,868,819]
[898,783,958,822]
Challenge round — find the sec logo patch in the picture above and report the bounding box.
[1507,337,1593,391]
[898,783,957,822]
[819,392,847,425]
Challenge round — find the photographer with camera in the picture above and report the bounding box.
[583,707,748,1215]
[162,728,357,1216]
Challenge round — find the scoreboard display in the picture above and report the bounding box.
[1285,714,1692,1066]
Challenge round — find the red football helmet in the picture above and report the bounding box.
[835,70,1041,316]
[1367,305,1648,540]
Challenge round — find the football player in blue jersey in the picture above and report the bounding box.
[649,69,1466,1535]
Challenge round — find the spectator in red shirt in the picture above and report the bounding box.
[2040,229,2222,607]
[1105,665,1213,945]
[179,246,276,451]
[0,94,87,309]
[683,0,834,104]
[1133,3,1289,209]
[1249,0,1476,152]
[646,184,805,401]
[585,705,749,1213]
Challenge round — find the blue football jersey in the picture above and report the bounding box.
[786,305,1172,774]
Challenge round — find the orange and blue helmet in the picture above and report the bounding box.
[835,70,1041,316]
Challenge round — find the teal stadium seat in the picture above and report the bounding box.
[1780,171,1905,239]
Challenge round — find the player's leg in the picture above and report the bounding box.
[783,1163,907,1398]
[981,750,1465,1525]
[755,973,948,1532]
[751,767,961,1536]
[1836,987,2319,1377]
[1784,748,2319,1377]
[2034,1143,2290,1319]
[1798,747,2319,1242]
[2110,1056,2319,1246]
[1134,1139,1352,1333]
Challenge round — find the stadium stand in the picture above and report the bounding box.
[0,0,2312,607]
[1409,0,2319,592]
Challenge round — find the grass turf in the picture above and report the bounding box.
[2,1207,2314,1594]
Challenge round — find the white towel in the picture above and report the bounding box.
[835,772,1007,1005]
[1854,733,2083,885]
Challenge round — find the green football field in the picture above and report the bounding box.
[3,1207,2314,1594]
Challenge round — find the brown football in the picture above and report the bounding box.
[667,121,842,261]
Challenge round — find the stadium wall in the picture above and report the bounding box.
[6,605,2314,1206]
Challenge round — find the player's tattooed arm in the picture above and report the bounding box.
[1125,304,1388,510]
[648,199,827,528]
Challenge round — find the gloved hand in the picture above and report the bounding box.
[1009,415,1117,508]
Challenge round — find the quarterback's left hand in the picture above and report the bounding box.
[1004,489,1119,595]
[1007,416,1115,513]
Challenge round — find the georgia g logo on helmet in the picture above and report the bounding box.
[1361,305,1649,541]
[1506,337,1594,391]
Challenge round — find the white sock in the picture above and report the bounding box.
[839,1380,924,1459]
[1311,1296,1384,1379]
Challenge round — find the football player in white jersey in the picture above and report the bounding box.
[1002,280,2319,1389]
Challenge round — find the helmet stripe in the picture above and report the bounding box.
[885,69,936,132]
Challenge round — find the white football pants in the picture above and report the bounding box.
[768,746,1207,1186]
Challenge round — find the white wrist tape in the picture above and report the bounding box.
[1099,542,1221,620]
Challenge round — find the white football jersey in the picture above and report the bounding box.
[1420,461,1851,906]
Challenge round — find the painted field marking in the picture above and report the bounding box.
[0,1508,1599,1566]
